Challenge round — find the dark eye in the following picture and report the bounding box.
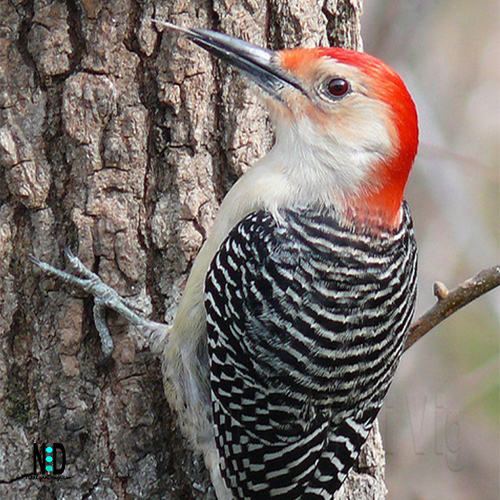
[326,78,350,98]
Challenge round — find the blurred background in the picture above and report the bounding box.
[361,1,499,499]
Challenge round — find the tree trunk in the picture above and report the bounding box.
[0,0,386,498]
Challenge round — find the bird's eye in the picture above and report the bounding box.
[326,78,350,98]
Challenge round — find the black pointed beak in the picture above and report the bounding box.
[154,20,304,99]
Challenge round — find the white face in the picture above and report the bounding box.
[264,57,398,208]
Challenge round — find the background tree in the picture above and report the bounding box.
[0,1,497,499]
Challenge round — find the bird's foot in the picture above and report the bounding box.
[30,248,169,356]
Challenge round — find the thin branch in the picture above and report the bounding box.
[405,265,500,351]
[419,143,499,182]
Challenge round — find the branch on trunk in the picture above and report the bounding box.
[405,265,500,351]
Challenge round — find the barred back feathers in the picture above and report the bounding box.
[205,203,417,499]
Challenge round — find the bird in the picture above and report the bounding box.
[31,22,419,500]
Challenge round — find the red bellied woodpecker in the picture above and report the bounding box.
[32,22,419,500]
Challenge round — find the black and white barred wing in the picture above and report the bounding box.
[205,207,417,500]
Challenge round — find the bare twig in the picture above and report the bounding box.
[405,265,500,351]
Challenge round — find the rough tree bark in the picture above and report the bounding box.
[0,1,388,499]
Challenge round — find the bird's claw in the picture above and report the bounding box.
[29,250,150,357]
[93,299,114,357]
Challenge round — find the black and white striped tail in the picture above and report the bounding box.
[205,202,417,499]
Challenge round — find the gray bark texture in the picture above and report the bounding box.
[0,0,387,499]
